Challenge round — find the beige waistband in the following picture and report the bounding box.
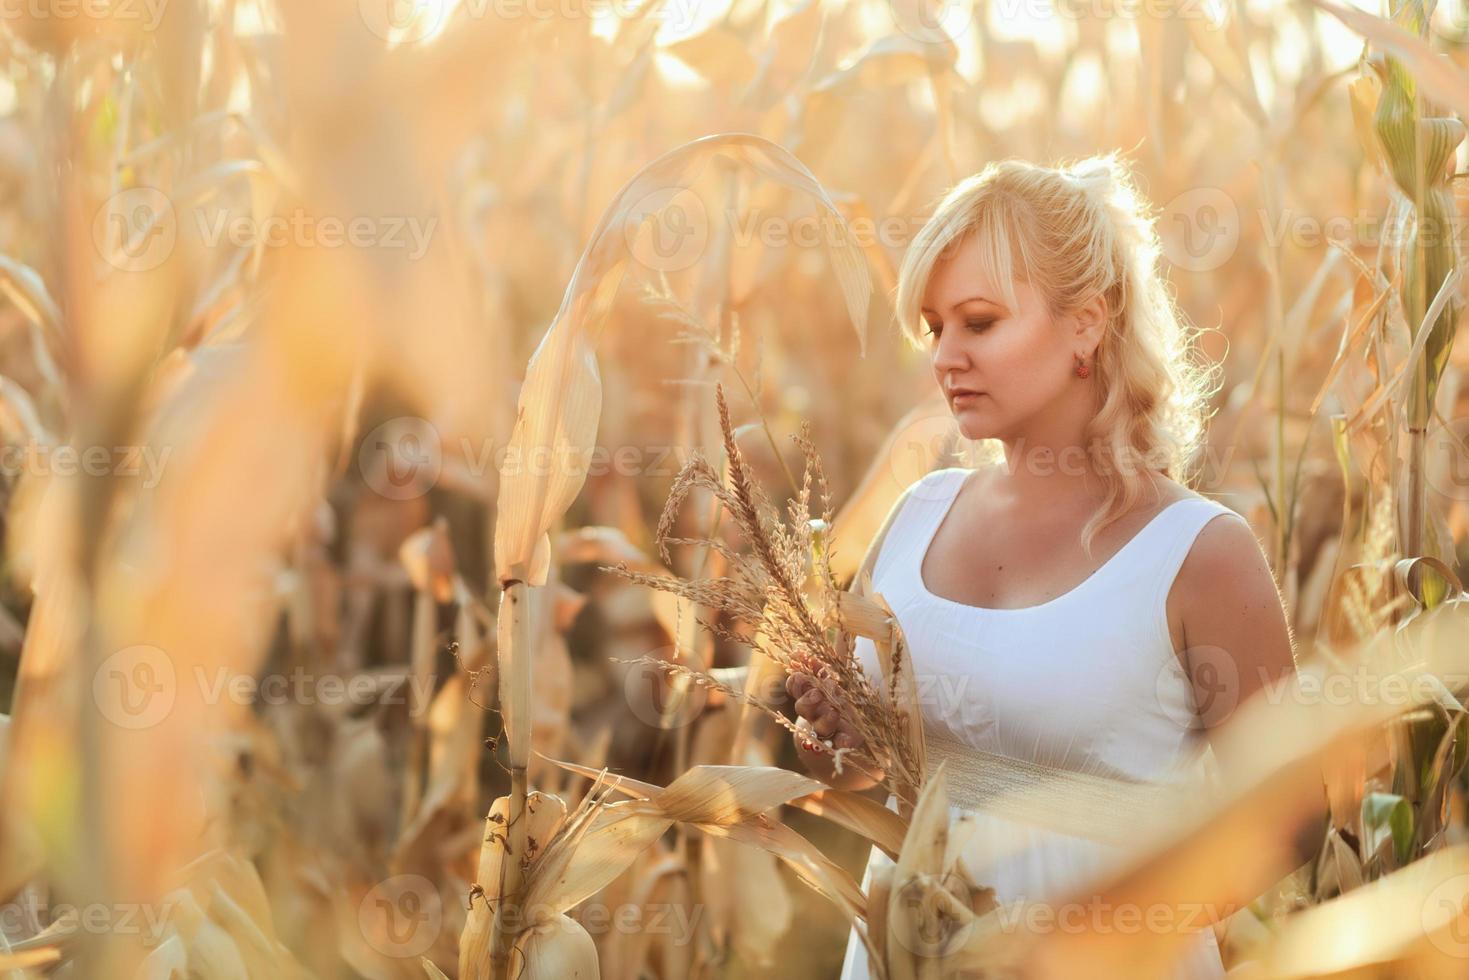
[922,729,1220,849]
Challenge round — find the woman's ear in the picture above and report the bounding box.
[1072,292,1108,350]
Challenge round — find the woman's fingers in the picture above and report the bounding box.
[788,676,866,752]
[785,671,811,700]
[832,718,864,750]
[793,689,827,718]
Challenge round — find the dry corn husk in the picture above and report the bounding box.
[817,761,1025,980]
[399,518,456,834]
[508,913,600,980]
[523,765,820,915]
[134,848,314,980]
[1304,0,1469,122]
[1240,844,1469,978]
[465,766,824,979]
[880,761,1013,980]
[399,518,456,603]
[544,757,885,971]
[0,946,59,972]
[784,785,909,861]
[460,790,569,979]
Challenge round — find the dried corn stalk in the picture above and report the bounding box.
[458,762,849,979]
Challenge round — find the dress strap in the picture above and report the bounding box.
[1144,497,1249,612]
[869,468,969,585]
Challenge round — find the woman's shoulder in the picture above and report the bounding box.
[1150,479,1255,584]
[911,465,971,491]
[900,465,989,507]
[1152,476,1243,519]
[909,462,1004,493]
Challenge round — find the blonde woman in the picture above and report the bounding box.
[786,153,1300,979]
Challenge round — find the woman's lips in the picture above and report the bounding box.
[950,391,984,404]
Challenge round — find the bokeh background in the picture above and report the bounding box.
[2,0,1469,977]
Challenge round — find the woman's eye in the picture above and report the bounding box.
[925,320,992,339]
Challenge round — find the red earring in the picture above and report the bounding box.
[1075,353,1090,379]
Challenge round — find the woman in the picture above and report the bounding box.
[786,153,1298,979]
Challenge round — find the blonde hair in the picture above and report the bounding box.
[892,150,1223,556]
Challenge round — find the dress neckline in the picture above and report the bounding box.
[916,468,1202,615]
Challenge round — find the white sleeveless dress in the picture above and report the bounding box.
[837,467,1239,980]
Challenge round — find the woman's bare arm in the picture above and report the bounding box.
[1174,513,1321,868]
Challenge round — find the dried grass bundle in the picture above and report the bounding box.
[601,382,925,808]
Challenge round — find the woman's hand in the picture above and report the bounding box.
[786,670,885,792]
[786,670,865,753]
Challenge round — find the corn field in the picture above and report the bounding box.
[2,0,1469,977]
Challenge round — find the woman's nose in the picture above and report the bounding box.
[931,326,969,372]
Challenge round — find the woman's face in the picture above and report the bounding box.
[920,234,1093,443]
